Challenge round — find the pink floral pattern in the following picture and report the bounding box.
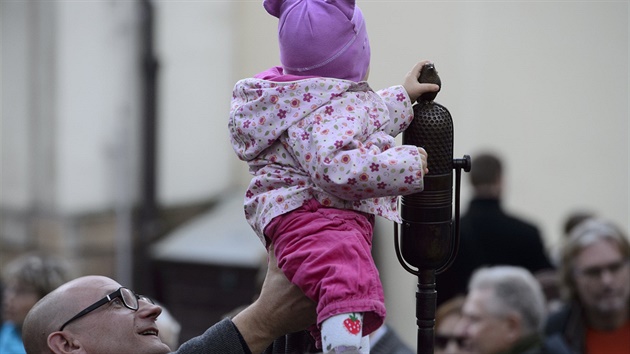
[229,76,425,243]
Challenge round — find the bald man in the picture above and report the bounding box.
[23,249,316,354]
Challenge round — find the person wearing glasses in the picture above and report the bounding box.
[459,266,548,354]
[544,218,630,354]
[22,249,317,354]
[0,253,75,354]
[434,296,470,354]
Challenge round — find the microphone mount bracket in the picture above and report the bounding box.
[394,154,471,277]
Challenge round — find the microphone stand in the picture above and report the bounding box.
[394,64,471,353]
[394,158,470,354]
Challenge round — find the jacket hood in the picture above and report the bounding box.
[229,76,361,161]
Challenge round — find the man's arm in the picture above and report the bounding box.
[174,318,250,354]
[176,247,316,354]
[232,246,317,353]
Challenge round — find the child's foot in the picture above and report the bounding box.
[330,345,359,353]
[322,313,369,353]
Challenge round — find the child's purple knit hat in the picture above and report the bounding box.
[263,0,371,82]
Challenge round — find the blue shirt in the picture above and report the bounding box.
[0,322,26,354]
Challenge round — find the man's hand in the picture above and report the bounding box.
[232,246,316,353]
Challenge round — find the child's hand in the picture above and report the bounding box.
[403,60,440,103]
[418,147,429,176]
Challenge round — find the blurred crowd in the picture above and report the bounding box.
[1,152,628,354]
[433,153,629,354]
[434,215,629,354]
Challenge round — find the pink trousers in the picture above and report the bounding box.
[265,199,386,343]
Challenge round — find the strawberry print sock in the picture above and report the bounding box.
[321,312,369,353]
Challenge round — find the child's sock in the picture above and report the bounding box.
[321,312,369,353]
[359,335,370,354]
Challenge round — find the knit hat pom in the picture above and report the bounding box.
[263,0,283,17]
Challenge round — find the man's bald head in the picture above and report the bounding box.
[22,276,123,354]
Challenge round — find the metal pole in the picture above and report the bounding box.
[136,0,159,293]
[113,117,134,288]
[416,270,436,354]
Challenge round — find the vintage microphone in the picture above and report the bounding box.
[394,64,471,354]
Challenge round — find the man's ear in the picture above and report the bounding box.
[48,332,83,354]
[504,312,523,340]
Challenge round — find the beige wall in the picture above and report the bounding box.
[233,1,628,349]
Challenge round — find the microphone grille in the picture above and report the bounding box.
[405,102,454,175]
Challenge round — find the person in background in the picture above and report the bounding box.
[538,210,598,316]
[0,253,75,354]
[549,210,597,266]
[435,295,469,354]
[22,246,317,354]
[437,152,554,307]
[459,266,548,354]
[544,218,630,354]
[562,211,596,240]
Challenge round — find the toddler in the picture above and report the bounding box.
[228,0,439,352]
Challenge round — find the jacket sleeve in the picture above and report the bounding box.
[174,318,250,354]
[375,85,415,137]
[284,91,424,201]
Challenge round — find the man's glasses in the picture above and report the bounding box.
[575,259,630,281]
[59,287,154,331]
[435,334,466,349]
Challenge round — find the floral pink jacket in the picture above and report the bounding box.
[229,68,425,244]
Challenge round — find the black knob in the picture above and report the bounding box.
[417,63,441,102]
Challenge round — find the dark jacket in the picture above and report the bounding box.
[543,301,586,354]
[175,318,250,354]
[263,331,320,354]
[437,198,554,306]
[497,334,547,354]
